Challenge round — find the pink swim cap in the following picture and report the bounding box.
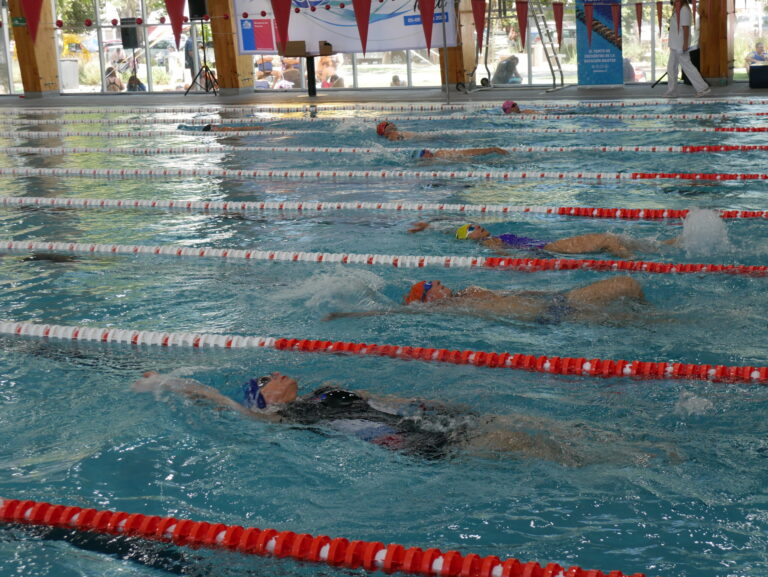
[502,100,517,114]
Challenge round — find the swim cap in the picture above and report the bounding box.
[242,375,271,410]
[376,121,393,136]
[455,224,476,240]
[404,281,433,304]
[202,124,212,132]
[412,149,429,159]
[501,100,517,114]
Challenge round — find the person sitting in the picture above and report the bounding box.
[105,67,124,92]
[282,57,302,87]
[491,55,522,85]
[408,222,677,258]
[132,370,653,465]
[126,75,146,92]
[376,121,434,141]
[326,276,644,326]
[746,41,766,67]
[391,74,404,87]
[201,123,265,132]
[256,55,275,80]
[411,147,508,160]
[321,63,344,88]
[501,100,538,115]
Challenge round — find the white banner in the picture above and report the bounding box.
[234,0,457,56]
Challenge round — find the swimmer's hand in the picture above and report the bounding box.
[408,221,430,233]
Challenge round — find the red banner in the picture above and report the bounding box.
[270,0,292,53]
[515,1,528,49]
[656,1,663,33]
[352,0,372,54]
[552,1,564,45]
[584,3,593,47]
[164,0,185,49]
[470,0,485,50]
[611,3,620,38]
[419,0,436,51]
[20,0,43,43]
[635,2,643,38]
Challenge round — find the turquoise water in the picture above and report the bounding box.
[1,100,768,577]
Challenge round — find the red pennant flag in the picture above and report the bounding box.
[611,2,620,38]
[584,3,593,47]
[164,0,185,49]
[20,0,43,43]
[515,1,528,49]
[635,2,643,39]
[691,0,697,24]
[470,0,486,50]
[418,0,436,51]
[656,1,663,33]
[352,0,372,54]
[270,0,292,54]
[553,2,564,45]
[674,0,681,32]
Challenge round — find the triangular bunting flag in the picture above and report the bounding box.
[691,0,697,24]
[553,2,564,45]
[585,3,594,47]
[270,0,292,54]
[351,0,372,54]
[19,0,44,43]
[418,0,436,51]
[674,0,681,32]
[515,1,528,50]
[164,0,186,49]
[611,2,620,38]
[635,2,642,39]
[471,0,486,50]
[656,1,663,34]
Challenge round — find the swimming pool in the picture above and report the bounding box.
[1,99,767,577]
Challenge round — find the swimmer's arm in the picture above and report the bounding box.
[323,308,420,321]
[133,372,256,419]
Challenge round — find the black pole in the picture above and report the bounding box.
[306,56,317,97]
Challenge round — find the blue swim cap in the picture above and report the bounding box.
[242,376,270,409]
[411,149,429,159]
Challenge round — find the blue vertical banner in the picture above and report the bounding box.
[576,0,623,86]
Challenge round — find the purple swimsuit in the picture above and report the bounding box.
[494,233,549,250]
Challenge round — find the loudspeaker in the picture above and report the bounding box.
[120,18,139,50]
[682,47,700,86]
[749,65,768,89]
[188,0,207,20]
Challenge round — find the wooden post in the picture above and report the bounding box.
[698,0,734,83]
[208,0,254,94]
[8,0,59,97]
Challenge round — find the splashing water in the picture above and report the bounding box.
[679,208,731,257]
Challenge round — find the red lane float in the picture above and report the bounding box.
[0,498,643,577]
[2,240,768,278]
[2,320,768,385]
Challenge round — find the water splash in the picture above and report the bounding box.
[679,207,731,257]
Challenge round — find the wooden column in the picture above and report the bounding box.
[8,0,59,97]
[698,0,734,83]
[208,0,254,94]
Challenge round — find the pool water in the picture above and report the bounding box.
[1,100,768,577]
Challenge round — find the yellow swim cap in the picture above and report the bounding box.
[455,224,474,240]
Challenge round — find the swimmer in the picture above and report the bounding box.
[325,276,645,325]
[201,123,265,132]
[134,371,595,464]
[134,370,676,465]
[409,222,678,259]
[501,100,539,115]
[412,147,508,160]
[376,121,429,141]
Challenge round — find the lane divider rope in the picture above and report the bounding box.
[2,320,766,385]
[0,167,764,182]
[4,238,768,277]
[0,498,645,577]
[0,99,766,114]
[0,112,757,125]
[2,144,766,156]
[3,126,766,138]
[4,196,765,221]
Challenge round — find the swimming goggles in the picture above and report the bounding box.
[243,375,271,410]
[421,281,433,301]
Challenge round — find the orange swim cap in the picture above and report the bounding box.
[376,121,392,136]
[404,281,432,304]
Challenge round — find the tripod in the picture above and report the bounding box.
[185,21,218,95]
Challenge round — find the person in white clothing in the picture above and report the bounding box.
[664,0,711,98]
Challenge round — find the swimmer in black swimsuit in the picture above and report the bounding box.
[133,371,585,464]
